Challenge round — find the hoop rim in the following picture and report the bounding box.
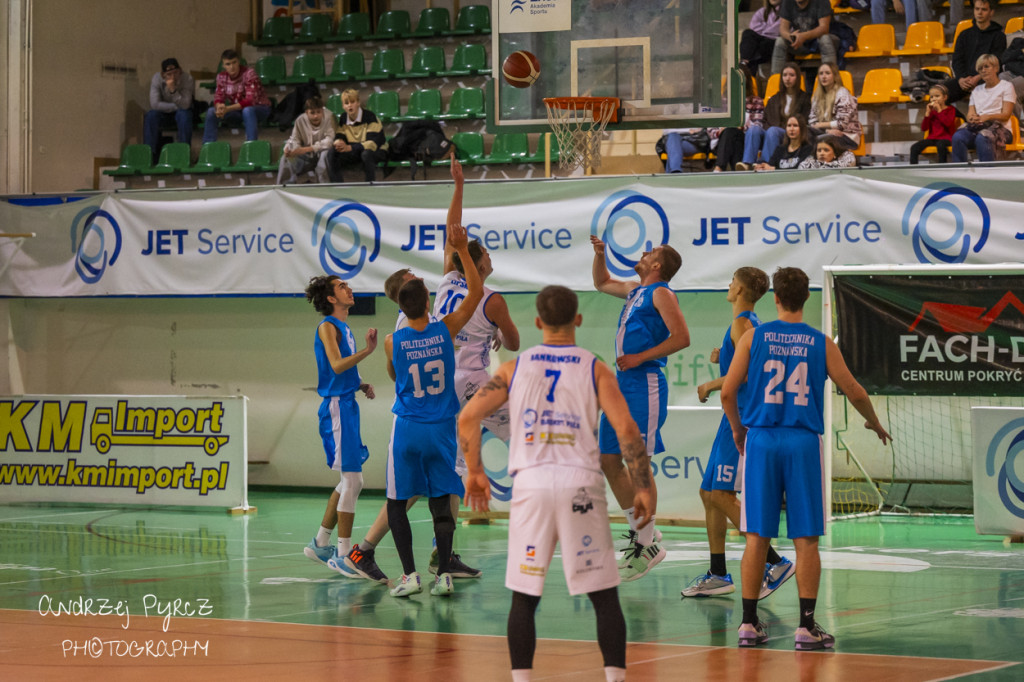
[543,96,620,123]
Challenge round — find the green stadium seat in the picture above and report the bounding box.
[103,144,154,176]
[326,93,344,118]
[150,142,192,174]
[223,140,275,173]
[439,87,485,120]
[328,51,366,82]
[371,10,411,40]
[294,14,333,44]
[453,5,491,34]
[366,90,400,123]
[365,48,405,80]
[255,55,287,86]
[484,133,530,164]
[395,89,442,121]
[440,43,487,76]
[284,53,326,84]
[411,7,451,37]
[526,133,560,163]
[251,16,293,46]
[402,46,446,78]
[334,12,372,41]
[451,132,485,164]
[189,142,231,174]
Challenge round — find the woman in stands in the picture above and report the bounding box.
[739,0,781,78]
[752,62,811,168]
[713,72,765,172]
[808,63,861,151]
[951,54,1015,162]
[798,135,856,169]
[755,115,814,170]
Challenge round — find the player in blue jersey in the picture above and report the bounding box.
[722,267,890,651]
[683,267,795,600]
[459,285,657,682]
[301,275,378,577]
[385,221,483,598]
[591,235,690,581]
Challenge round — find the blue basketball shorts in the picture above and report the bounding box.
[386,416,465,500]
[701,414,742,492]
[318,395,369,472]
[598,368,666,456]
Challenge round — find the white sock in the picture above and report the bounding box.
[338,537,352,557]
[624,507,637,532]
[638,518,656,547]
[605,666,626,682]
[315,526,332,547]
[511,670,532,682]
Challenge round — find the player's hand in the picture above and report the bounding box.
[450,154,463,183]
[709,347,720,364]
[364,328,378,353]
[866,420,892,445]
[448,223,468,251]
[590,234,606,256]
[616,353,641,371]
[732,425,747,455]
[464,470,491,512]
[631,489,655,529]
[492,331,503,352]
[360,383,375,400]
[697,382,712,403]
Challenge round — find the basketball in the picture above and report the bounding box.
[502,50,541,88]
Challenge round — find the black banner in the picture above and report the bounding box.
[833,274,1024,395]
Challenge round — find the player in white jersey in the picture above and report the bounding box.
[459,285,657,682]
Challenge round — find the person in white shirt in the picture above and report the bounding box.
[277,96,336,184]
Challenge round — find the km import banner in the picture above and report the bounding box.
[833,274,1024,396]
[0,395,248,508]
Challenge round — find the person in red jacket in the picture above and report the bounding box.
[909,84,958,164]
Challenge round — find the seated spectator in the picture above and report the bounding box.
[909,84,958,164]
[771,0,837,74]
[952,54,1015,162]
[203,49,272,143]
[143,58,194,164]
[277,96,336,184]
[1001,34,1024,109]
[798,134,857,168]
[755,114,815,169]
[713,73,765,171]
[808,62,861,150]
[871,0,917,32]
[756,62,811,166]
[942,0,1006,106]
[660,129,715,172]
[741,0,782,77]
[325,89,388,183]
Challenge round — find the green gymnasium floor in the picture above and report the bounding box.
[1,490,1022,680]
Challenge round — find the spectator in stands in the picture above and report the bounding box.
[952,54,1015,161]
[1001,34,1024,106]
[798,135,857,167]
[660,129,716,172]
[756,62,811,166]
[325,89,388,183]
[143,58,194,164]
[808,62,862,150]
[755,114,815,170]
[771,0,837,75]
[943,0,1006,106]
[741,0,782,78]
[909,84,958,164]
[871,0,917,33]
[277,96,336,185]
[714,73,765,171]
[203,49,272,143]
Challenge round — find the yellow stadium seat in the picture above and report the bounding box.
[951,19,972,46]
[1005,17,1023,35]
[1008,117,1024,154]
[896,22,949,55]
[846,24,896,58]
[858,68,911,104]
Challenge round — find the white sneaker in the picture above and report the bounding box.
[619,542,666,582]
[390,572,422,597]
[430,573,454,596]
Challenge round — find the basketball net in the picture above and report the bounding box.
[543,97,619,172]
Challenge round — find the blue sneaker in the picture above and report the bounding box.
[327,549,360,578]
[759,557,795,600]
[303,537,333,566]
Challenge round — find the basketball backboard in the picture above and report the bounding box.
[489,0,742,133]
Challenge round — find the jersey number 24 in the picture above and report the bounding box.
[762,360,810,406]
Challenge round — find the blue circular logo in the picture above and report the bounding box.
[69,206,122,284]
[985,417,1024,520]
[591,190,670,277]
[481,427,512,502]
[311,200,381,278]
[901,183,990,264]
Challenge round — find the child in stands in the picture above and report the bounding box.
[909,84,958,164]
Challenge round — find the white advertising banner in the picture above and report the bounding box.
[971,407,1024,535]
[498,0,572,33]
[0,395,248,509]
[3,167,1023,298]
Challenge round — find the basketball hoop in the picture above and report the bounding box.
[543,96,619,172]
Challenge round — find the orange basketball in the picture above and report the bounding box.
[502,50,541,88]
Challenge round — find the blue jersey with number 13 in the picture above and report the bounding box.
[391,320,460,424]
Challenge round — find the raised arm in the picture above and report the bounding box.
[442,224,483,337]
[484,293,521,352]
[616,286,691,371]
[319,322,377,375]
[590,235,636,299]
[458,361,515,511]
[443,156,464,275]
[825,338,891,444]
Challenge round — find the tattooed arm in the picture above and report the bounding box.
[457,361,515,512]
[593,360,656,527]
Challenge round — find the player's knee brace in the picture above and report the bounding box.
[336,472,363,513]
[428,495,455,535]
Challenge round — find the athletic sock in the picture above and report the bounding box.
[799,597,817,630]
[710,553,727,577]
[360,537,378,551]
[742,598,759,626]
[637,518,656,547]
[338,537,352,557]
[511,670,532,682]
[766,546,782,565]
[624,507,638,532]
[604,667,626,682]
[315,526,332,547]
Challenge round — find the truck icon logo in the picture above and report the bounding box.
[89,401,229,456]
